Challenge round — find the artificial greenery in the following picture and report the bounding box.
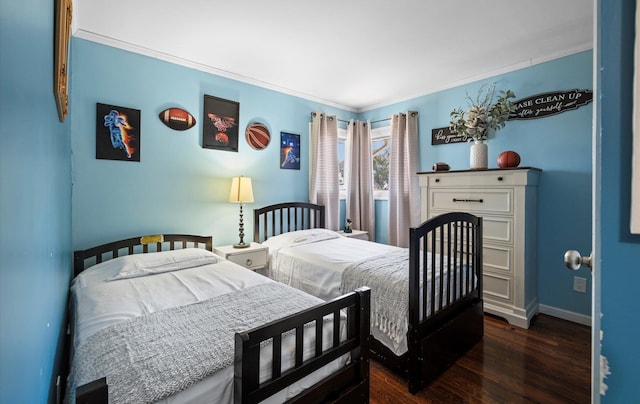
[450,83,516,142]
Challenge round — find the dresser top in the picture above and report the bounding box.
[417,166,542,175]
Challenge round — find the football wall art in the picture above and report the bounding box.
[280,132,300,170]
[159,107,196,131]
[96,103,141,162]
[203,95,239,152]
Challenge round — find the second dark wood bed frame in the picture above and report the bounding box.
[70,234,371,404]
[254,202,484,393]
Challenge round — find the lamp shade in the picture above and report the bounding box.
[229,176,254,203]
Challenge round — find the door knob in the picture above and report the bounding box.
[564,250,592,271]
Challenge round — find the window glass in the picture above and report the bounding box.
[372,138,390,191]
[337,125,390,200]
[338,137,346,188]
[371,127,390,199]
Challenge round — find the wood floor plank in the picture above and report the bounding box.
[370,314,591,403]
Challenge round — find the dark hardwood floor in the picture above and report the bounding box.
[370,314,591,403]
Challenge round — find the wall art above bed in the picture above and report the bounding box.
[96,103,141,162]
[202,95,239,152]
[280,132,300,170]
[245,122,271,150]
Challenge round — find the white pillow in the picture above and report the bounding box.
[262,228,339,251]
[104,248,219,281]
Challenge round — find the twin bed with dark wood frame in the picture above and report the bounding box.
[70,234,371,404]
[254,202,484,393]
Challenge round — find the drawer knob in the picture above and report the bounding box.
[435,178,440,183]
[497,176,503,181]
[246,258,253,267]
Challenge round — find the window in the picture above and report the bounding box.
[338,126,390,200]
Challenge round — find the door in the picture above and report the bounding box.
[564,2,600,401]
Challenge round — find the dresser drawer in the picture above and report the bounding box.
[226,250,267,270]
[429,213,513,245]
[482,216,513,244]
[421,170,532,188]
[214,243,268,271]
[484,244,512,274]
[429,189,513,215]
[483,272,512,303]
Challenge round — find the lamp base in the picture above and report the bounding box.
[233,242,250,249]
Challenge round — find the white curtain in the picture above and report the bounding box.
[346,120,375,240]
[310,112,339,230]
[388,111,420,247]
[632,3,640,233]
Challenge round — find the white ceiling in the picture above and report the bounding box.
[72,0,593,112]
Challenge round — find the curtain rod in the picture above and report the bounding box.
[310,112,392,125]
[309,112,417,124]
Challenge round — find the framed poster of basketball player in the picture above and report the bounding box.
[202,95,239,152]
[280,132,300,170]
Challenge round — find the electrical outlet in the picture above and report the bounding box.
[573,276,587,293]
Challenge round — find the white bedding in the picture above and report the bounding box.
[262,229,402,301]
[68,248,347,404]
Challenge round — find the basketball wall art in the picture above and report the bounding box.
[280,132,300,170]
[245,122,271,150]
[96,103,141,162]
[202,95,239,152]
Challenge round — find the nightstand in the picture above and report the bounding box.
[213,242,268,271]
[336,229,369,241]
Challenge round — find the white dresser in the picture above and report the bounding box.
[418,168,540,328]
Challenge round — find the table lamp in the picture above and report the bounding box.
[229,176,254,248]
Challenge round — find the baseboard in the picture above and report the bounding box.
[538,304,591,326]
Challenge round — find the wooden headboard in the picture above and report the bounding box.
[73,234,213,278]
[253,202,325,243]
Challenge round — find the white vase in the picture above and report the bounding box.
[470,140,488,169]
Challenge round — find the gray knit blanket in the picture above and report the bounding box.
[341,250,474,346]
[341,249,412,345]
[66,282,323,404]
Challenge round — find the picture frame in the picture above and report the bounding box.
[280,132,301,170]
[202,95,240,152]
[54,0,72,122]
[96,103,141,162]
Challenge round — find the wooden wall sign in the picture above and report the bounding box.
[508,89,593,120]
[431,126,468,145]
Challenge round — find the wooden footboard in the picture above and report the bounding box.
[407,212,483,393]
[367,213,483,394]
[235,287,371,404]
[253,202,325,242]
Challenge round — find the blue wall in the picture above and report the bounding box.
[0,1,72,403]
[599,0,640,400]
